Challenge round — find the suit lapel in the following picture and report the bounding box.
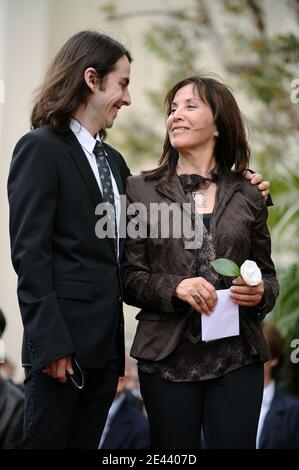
[213,173,244,228]
[104,146,124,195]
[155,173,190,205]
[62,129,103,208]
[259,389,285,449]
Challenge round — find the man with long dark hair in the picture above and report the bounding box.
[8,31,132,448]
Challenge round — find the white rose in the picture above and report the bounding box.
[240,260,262,286]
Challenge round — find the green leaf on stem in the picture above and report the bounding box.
[211,258,240,277]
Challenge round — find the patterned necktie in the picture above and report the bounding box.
[93,141,117,247]
[93,141,115,206]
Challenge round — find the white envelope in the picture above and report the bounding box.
[201,288,239,342]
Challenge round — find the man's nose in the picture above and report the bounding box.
[123,89,131,106]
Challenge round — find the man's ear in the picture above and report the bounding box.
[84,67,100,92]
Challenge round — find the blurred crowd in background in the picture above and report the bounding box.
[1,306,299,449]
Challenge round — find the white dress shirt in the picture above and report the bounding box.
[70,119,121,256]
[256,379,275,448]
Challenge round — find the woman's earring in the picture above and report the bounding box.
[215,130,219,137]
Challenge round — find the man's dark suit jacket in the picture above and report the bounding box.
[101,391,150,449]
[8,124,130,372]
[259,388,299,449]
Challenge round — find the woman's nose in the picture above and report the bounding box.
[172,108,183,121]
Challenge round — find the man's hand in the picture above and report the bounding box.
[42,355,73,384]
[229,276,264,307]
[244,170,270,201]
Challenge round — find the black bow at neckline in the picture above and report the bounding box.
[178,172,218,193]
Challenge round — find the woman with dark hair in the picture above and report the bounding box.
[124,75,279,449]
[8,31,132,448]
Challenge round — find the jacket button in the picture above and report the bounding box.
[118,296,122,303]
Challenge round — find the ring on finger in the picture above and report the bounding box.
[192,292,202,305]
